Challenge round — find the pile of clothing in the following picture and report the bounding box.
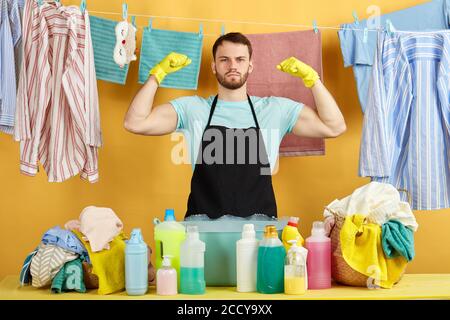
[323,182,418,288]
[20,206,155,294]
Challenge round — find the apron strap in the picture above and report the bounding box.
[205,95,260,129]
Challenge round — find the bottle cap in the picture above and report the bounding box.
[128,228,143,244]
[264,225,278,238]
[242,224,255,239]
[162,255,173,267]
[287,217,299,227]
[164,209,176,221]
[311,221,326,236]
[186,225,199,240]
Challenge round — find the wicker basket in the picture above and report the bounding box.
[327,189,411,287]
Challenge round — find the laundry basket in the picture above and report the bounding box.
[326,189,411,287]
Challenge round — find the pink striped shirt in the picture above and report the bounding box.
[15,0,101,183]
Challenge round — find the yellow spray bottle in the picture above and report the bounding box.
[281,217,304,252]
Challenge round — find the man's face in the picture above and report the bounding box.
[212,41,253,90]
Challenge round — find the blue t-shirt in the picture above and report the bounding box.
[338,0,450,113]
[170,95,303,173]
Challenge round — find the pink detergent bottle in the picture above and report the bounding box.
[305,221,331,289]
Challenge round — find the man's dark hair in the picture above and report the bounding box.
[212,32,253,60]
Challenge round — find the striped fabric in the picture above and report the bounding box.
[0,0,21,135]
[138,23,203,89]
[360,30,450,210]
[90,15,130,85]
[14,0,101,183]
[19,246,39,286]
[30,243,78,288]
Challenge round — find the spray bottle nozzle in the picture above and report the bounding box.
[162,255,173,267]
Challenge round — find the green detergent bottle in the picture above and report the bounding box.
[154,209,186,287]
[257,225,286,294]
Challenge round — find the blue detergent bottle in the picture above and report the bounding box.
[125,228,148,295]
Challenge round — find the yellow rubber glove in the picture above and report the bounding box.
[149,52,192,85]
[276,57,319,88]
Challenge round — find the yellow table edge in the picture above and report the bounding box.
[1,274,450,300]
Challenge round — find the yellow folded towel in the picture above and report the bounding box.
[72,230,127,294]
[340,214,407,288]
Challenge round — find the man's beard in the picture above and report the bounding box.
[215,69,250,90]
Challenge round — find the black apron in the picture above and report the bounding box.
[185,95,277,219]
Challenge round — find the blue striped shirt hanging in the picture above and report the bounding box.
[138,20,203,90]
[359,30,450,210]
[0,0,21,135]
[89,15,130,85]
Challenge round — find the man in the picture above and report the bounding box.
[124,32,346,220]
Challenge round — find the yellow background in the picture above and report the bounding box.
[1,0,449,279]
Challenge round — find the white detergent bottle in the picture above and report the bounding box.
[236,224,259,292]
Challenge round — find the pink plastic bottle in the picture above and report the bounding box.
[305,221,331,289]
[156,255,177,296]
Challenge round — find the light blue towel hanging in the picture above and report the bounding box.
[89,15,130,85]
[138,23,203,90]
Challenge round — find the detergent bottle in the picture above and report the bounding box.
[284,239,308,295]
[305,221,331,289]
[256,225,286,294]
[180,225,206,294]
[125,228,148,295]
[154,209,186,287]
[236,224,259,292]
[281,216,304,251]
[156,255,177,296]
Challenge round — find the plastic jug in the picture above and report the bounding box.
[125,228,148,295]
[180,225,206,294]
[256,225,286,294]
[156,255,177,296]
[281,216,305,251]
[305,221,331,289]
[284,239,308,295]
[236,224,259,292]
[154,209,186,286]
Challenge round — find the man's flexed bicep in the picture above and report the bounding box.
[125,102,179,136]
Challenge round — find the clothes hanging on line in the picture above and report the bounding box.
[138,22,203,90]
[90,15,131,85]
[245,30,324,157]
[338,0,450,113]
[0,0,22,135]
[359,30,450,210]
[14,0,101,183]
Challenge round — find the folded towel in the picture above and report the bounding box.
[42,226,90,262]
[382,220,415,262]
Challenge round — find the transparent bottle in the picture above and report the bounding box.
[284,239,308,295]
[256,225,286,294]
[180,225,206,294]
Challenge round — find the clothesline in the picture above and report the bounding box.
[88,9,450,36]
